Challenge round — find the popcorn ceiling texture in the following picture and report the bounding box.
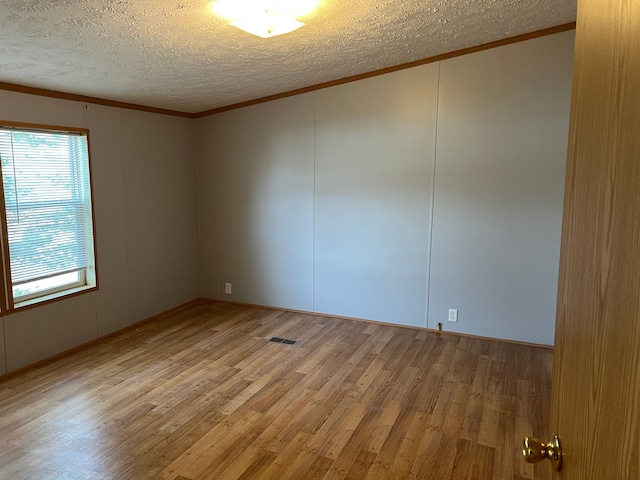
[0,0,577,113]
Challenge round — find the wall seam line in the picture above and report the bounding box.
[425,61,441,330]
[213,116,221,300]
[83,103,99,340]
[312,92,317,312]
[119,108,134,328]
[193,117,201,299]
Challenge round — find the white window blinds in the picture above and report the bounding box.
[0,127,95,296]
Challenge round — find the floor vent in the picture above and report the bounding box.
[268,337,299,346]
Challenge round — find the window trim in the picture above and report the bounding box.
[13,268,87,303]
[0,120,99,315]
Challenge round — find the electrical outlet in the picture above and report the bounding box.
[448,308,458,322]
[225,283,232,294]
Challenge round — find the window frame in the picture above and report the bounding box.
[0,120,99,314]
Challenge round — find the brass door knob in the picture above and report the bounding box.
[522,434,563,471]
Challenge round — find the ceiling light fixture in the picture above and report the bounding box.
[213,0,319,38]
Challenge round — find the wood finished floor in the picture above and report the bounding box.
[0,301,553,480]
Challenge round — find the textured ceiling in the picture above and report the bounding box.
[0,0,577,114]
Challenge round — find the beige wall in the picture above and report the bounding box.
[195,115,218,298]
[197,30,575,345]
[204,94,316,311]
[121,110,198,321]
[86,104,131,336]
[0,93,199,373]
[429,32,574,344]
[313,64,438,326]
[0,318,6,374]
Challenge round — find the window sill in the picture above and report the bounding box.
[11,284,98,312]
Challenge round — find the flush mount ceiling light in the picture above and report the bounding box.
[213,0,319,38]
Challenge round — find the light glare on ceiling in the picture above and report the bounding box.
[232,16,305,38]
[212,0,319,38]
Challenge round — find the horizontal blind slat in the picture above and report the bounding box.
[0,129,93,286]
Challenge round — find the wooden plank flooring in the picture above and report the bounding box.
[0,301,554,479]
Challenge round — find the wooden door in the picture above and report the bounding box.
[548,0,640,478]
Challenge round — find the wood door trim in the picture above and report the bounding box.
[550,0,640,476]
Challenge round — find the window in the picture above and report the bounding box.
[0,122,97,311]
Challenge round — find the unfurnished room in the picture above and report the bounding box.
[0,0,638,479]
